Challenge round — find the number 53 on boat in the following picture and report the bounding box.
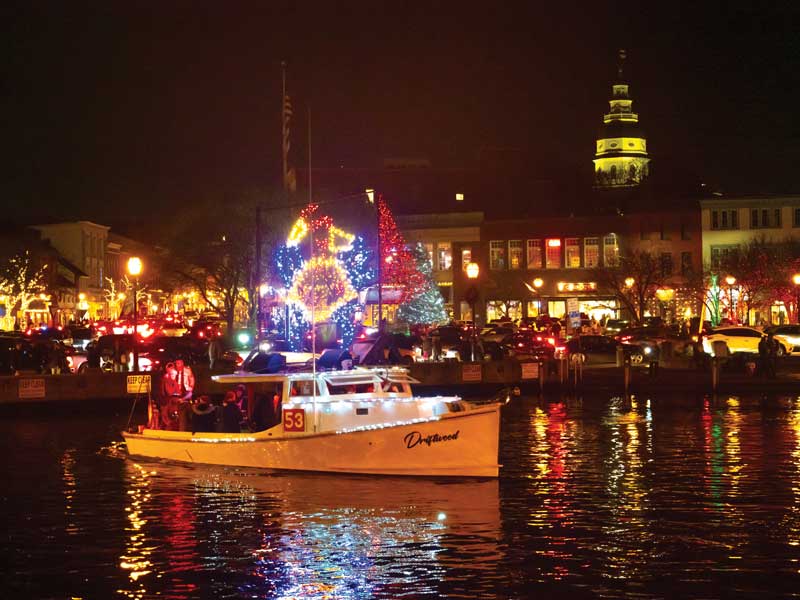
[122,367,507,478]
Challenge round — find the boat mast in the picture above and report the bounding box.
[310,119,318,430]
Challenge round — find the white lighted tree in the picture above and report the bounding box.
[0,252,48,328]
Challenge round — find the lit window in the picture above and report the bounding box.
[584,237,600,268]
[509,240,523,270]
[545,239,561,269]
[437,242,452,271]
[490,241,506,270]
[423,243,434,270]
[565,238,580,268]
[455,193,464,201]
[461,248,472,272]
[603,234,619,266]
[526,240,542,269]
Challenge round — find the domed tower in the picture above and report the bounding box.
[593,50,650,188]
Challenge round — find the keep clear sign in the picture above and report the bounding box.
[18,378,45,399]
[126,374,151,394]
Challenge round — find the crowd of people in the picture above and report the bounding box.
[150,360,284,435]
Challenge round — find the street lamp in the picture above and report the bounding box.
[793,273,800,324]
[533,277,544,316]
[725,275,737,322]
[624,277,635,288]
[466,262,480,360]
[127,256,142,372]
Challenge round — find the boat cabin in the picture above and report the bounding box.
[213,367,463,435]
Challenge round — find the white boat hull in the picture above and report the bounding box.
[123,403,501,477]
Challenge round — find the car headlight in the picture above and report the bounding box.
[643,346,652,354]
[237,332,251,345]
[258,341,272,353]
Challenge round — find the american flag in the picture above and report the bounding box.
[282,93,296,194]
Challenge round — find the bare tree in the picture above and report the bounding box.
[593,250,664,325]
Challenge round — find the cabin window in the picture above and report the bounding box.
[290,381,317,396]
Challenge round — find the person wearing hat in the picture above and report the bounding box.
[222,390,243,433]
[191,395,217,433]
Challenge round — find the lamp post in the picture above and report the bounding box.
[724,275,737,322]
[532,277,544,316]
[466,262,480,361]
[793,273,800,324]
[127,256,142,372]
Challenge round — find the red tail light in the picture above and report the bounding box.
[198,331,204,338]
[518,342,524,347]
[621,335,632,342]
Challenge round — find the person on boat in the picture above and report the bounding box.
[159,362,183,430]
[234,383,248,416]
[174,359,195,401]
[222,391,243,433]
[191,395,217,433]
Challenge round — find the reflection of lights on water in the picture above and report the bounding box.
[600,395,652,580]
[60,449,77,535]
[117,462,155,599]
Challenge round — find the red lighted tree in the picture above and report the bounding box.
[377,198,425,302]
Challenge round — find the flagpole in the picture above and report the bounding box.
[281,60,288,199]
[282,60,290,340]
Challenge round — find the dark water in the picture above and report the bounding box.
[3,394,800,599]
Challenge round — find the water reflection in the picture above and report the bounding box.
[116,464,501,599]
[599,395,652,581]
[9,395,800,598]
[118,462,155,599]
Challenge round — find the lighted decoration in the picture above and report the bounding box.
[396,243,447,326]
[377,199,425,302]
[331,299,359,348]
[286,204,355,255]
[0,251,47,329]
[287,256,357,321]
[339,236,375,291]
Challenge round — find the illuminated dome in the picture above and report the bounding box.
[593,49,650,189]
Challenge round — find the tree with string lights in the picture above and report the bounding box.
[377,198,425,303]
[0,251,47,329]
[396,243,447,326]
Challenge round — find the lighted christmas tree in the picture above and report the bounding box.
[396,242,447,326]
[377,198,425,302]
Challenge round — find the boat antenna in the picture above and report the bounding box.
[311,205,318,432]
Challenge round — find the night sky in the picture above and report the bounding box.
[3,2,800,224]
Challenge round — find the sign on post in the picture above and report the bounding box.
[462,363,482,383]
[18,378,45,399]
[126,374,151,394]
[567,297,581,332]
[521,362,540,380]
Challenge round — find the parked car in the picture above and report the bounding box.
[479,325,515,344]
[560,335,645,365]
[141,335,241,370]
[68,326,95,350]
[427,326,470,361]
[764,325,800,354]
[703,326,792,356]
[350,332,421,365]
[0,335,37,374]
[504,332,556,361]
[603,319,630,335]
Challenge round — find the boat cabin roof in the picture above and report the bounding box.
[212,367,418,386]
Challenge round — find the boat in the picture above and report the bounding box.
[122,366,506,477]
